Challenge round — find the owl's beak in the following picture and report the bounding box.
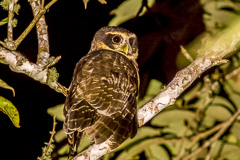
[122,44,129,54]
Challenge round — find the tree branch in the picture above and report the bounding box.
[30,0,50,67]
[0,0,68,96]
[7,0,15,42]
[0,46,66,94]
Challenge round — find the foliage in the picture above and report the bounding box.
[108,0,155,26]
[0,0,21,14]
[0,79,19,128]
[0,96,20,128]
[0,17,8,26]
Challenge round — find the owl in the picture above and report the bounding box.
[63,26,139,155]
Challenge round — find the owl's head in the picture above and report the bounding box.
[89,26,138,60]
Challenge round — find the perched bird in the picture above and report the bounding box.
[63,26,139,155]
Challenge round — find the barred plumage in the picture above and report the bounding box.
[63,26,139,155]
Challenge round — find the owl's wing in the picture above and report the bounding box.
[81,51,139,148]
[63,54,100,155]
[64,50,139,152]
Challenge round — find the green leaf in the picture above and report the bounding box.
[165,139,192,156]
[205,105,232,122]
[224,79,240,94]
[116,127,161,151]
[0,79,15,96]
[163,120,193,137]
[230,122,240,140]
[151,109,195,126]
[211,96,235,112]
[116,137,169,160]
[220,143,240,160]
[54,129,67,143]
[145,145,170,160]
[0,96,20,128]
[188,91,213,110]
[109,0,155,26]
[201,115,216,128]
[47,104,64,122]
[56,129,90,155]
[77,135,91,152]
[0,17,8,26]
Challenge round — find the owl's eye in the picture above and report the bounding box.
[112,35,122,43]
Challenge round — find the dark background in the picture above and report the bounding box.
[0,0,204,159]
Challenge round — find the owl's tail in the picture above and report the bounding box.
[67,131,83,157]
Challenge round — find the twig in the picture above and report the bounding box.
[7,0,15,42]
[29,0,50,67]
[186,122,225,150]
[205,140,217,160]
[173,121,191,160]
[0,47,66,95]
[225,66,240,80]
[39,115,57,160]
[183,108,240,160]
[180,45,194,62]
[41,0,45,9]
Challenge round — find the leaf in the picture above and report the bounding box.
[220,143,240,160]
[98,0,107,4]
[56,129,90,155]
[163,120,193,137]
[77,134,91,152]
[47,104,64,122]
[211,96,235,112]
[0,96,20,128]
[203,1,240,29]
[151,109,195,126]
[224,79,240,94]
[0,17,8,26]
[188,91,213,110]
[201,115,216,128]
[205,105,232,122]
[116,126,161,151]
[109,0,155,26]
[82,0,89,9]
[145,145,170,160]
[0,79,15,96]
[165,139,192,156]
[230,122,240,140]
[54,129,67,143]
[116,137,170,160]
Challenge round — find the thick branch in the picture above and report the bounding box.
[0,47,65,95]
